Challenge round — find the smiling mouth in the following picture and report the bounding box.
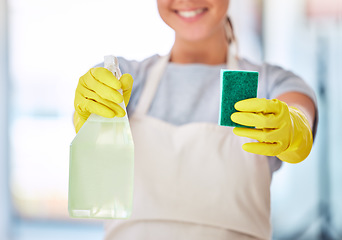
[175,8,208,18]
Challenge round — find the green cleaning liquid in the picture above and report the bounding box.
[68,56,134,219]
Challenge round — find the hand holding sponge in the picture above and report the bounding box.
[219,69,313,163]
[231,98,313,164]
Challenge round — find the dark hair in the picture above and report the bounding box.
[226,16,236,44]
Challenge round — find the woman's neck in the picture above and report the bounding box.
[170,28,228,65]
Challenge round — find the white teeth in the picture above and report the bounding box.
[177,8,205,18]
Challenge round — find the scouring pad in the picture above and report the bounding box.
[219,70,258,127]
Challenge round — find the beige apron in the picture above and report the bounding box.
[104,52,271,240]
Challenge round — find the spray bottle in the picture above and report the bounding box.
[68,55,134,219]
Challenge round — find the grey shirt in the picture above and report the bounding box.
[98,55,317,173]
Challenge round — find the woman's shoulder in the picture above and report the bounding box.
[118,54,161,77]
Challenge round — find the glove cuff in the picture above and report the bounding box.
[277,106,313,164]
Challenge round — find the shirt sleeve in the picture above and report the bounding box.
[264,64,317,105]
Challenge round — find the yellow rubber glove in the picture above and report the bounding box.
[74,67,134,133]
[231,98,313,164]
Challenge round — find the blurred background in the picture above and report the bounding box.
[0,0,341,239]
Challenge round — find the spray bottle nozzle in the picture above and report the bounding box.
[104,55,122,79]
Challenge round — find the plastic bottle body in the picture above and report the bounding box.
[68,56,134,219]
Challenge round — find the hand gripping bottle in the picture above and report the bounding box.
[68,55,134,219]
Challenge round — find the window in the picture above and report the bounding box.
[8,0,173,238]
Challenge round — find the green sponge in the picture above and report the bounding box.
[219,70,258,127]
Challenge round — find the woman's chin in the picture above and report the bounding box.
[175,31,211,43]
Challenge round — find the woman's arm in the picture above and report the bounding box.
[231,92,316,163]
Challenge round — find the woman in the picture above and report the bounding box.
[73,0,317,239]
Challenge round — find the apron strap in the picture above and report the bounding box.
[133,54,170,116]
[228,41,239,70]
